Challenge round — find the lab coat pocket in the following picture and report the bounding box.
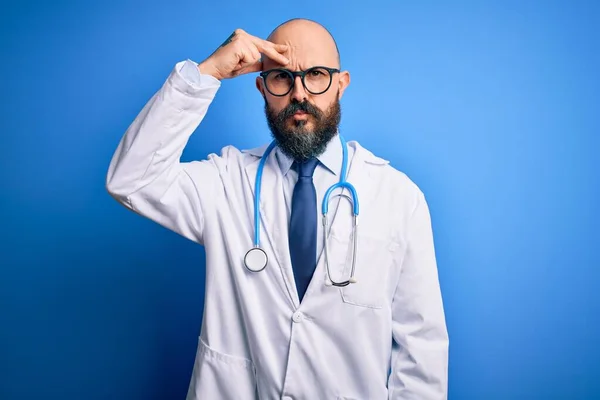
[329,229,397,309]
[186,338,258,400]
[329,229,396,309]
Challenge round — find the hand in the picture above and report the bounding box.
[198,29,289,80]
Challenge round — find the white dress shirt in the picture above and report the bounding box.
[106,59,449,399]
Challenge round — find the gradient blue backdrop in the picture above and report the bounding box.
[1,1,598,399]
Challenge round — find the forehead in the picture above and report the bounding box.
[264,24,339,70]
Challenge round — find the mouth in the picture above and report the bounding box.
[292,110,309,119]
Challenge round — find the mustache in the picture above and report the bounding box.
[277,101,322,120]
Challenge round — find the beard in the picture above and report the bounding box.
[264,94,341,163]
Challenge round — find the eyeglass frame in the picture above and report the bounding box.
[259,66,341,97]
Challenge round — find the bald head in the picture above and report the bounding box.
[263,18,340,70]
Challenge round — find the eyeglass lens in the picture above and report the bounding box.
[265,68,332,95]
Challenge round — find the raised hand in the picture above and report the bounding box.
[198,29,289,80]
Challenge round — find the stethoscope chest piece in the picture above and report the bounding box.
[244,247,268,272]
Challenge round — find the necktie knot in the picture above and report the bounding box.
[297,158,319,178]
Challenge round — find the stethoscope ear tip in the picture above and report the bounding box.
[325,279,333,286]
[349,277,358,283]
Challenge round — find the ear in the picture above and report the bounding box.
[256,76,266,98]
[337,70,350,100]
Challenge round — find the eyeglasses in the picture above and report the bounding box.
[260,66,340,97]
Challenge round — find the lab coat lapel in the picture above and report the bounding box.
[243,148,299,308]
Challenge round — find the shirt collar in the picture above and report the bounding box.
[242,134,388,172]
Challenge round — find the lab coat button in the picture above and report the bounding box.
[292,312,304,323]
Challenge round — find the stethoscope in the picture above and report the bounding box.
[243,135,359,287]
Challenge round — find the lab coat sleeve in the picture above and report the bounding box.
[105,59,222,245]
[388,191,449,399]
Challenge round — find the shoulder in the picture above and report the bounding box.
[350,140,425,202]
[197,142,269,170]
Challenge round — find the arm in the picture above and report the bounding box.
[106,30,290,245]
[105,60,222,244]
[388,191,449,399]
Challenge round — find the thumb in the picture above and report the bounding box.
[236,60,263,75]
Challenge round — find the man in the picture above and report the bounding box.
[106,18,448,400]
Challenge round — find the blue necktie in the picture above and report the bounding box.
[289,158,319,302]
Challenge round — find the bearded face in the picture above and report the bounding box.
[264,92,341,162]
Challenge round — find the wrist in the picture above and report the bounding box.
[198,60,222,81]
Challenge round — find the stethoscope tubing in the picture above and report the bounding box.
[247,135,359,287]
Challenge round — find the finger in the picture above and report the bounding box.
[231,59,262,77]
[260,46,290,65]
[256,40,288,53]
[251,38,289,65]
[239,60,263,74]
[248,45,261,64]
[250,35,286,51]
[272,43,288,53]
[233,47,262,75]
[238,46,261,68]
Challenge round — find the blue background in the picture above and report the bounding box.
[1,0,599,399]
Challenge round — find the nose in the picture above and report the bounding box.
[290,75,308,103]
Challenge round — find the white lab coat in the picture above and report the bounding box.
[106,60,449,399]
